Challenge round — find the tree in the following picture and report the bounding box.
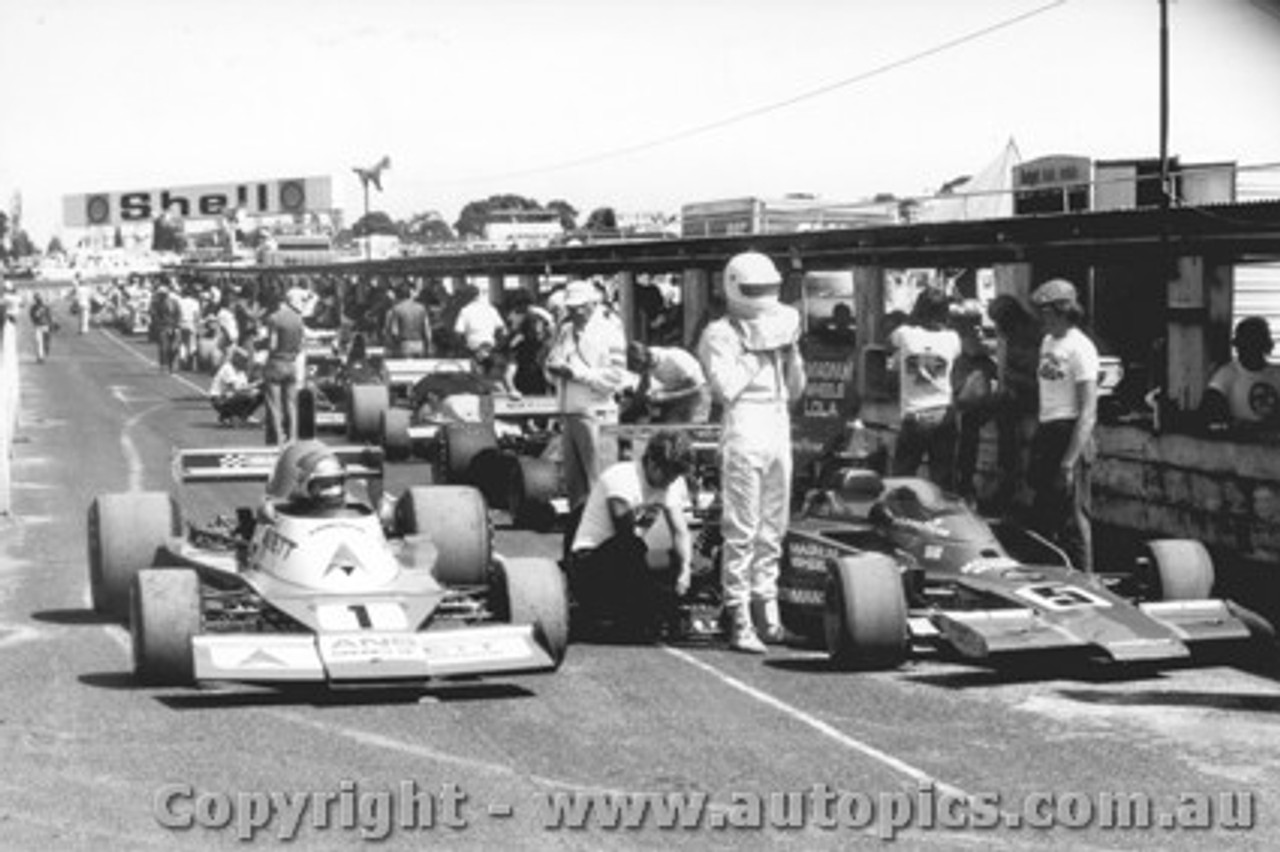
[0,211,8,251]
[454,193,543,240]
[583,206,619,234]
[402,211,455,243]
[546,199,578,232]
[352,211,399,237]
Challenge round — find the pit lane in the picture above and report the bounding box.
[0,324,1277,849]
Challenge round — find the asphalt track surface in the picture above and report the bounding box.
[2,319,1280,850]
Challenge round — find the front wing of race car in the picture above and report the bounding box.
[192,624,558,683]
[917,574,1260,663]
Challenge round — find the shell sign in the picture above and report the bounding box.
[62,176,333,226]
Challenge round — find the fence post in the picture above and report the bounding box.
[0,296,19,517]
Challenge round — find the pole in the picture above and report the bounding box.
[1158,0,1170,212]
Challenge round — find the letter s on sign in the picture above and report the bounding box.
[120,192,153,222]
[153,782,195,829]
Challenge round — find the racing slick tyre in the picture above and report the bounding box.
[381,408,413,462]
[468,448,518,509]
[88,492,181,622]
[824,554,908,670]
[347,384,389,443]
[297,386,317,441]
[439,422,499,485]
[495,557,570,668]
[131,569,200,686]
[507,456,560,533]
[1144,539,1215,601]
[396,486,491,587]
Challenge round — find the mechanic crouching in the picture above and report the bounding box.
[566,430,695,640]
[697,252,806,654]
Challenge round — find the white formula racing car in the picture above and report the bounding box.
[86,441,568,688]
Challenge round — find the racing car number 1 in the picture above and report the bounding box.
[316,602,410,631]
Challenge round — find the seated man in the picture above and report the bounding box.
[209,348,264,427]
[566,430,694,639]
[1201,316,1280,433]
[263,441,359,518]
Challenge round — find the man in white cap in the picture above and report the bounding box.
[545,279,628,509]
[697,251,805,653]
[1028,278,1098,573]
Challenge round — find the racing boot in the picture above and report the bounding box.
[751,599,790,646]
[727,604,766,654]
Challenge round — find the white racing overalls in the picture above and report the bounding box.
[699,309,805,636]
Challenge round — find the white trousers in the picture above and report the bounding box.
[719,401,792,611]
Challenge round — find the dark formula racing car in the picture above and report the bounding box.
[778,469,1274,670]
[86,442,568,688]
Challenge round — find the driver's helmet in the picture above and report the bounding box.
[268,441,347,509]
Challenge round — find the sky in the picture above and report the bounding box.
[1,0,1278,245]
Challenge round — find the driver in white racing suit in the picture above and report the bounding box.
[697,252,805,653]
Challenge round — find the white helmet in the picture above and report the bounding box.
[268,441,347,508]
[723,251,782,319]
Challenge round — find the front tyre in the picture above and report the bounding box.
[131,569,201,686]
[496,557,569,667]
[823,554,908,671]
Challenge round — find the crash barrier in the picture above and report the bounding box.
[0,311,19,516]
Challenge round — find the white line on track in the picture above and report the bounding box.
[661,644,972,800]
[96,328,208,492]
[91,328,207,651]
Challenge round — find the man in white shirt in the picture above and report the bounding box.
[545,279,628,509]
[1028,278,1099,573]
[888,287,961,488]
[1202,316,1280,431]
[568,430,694,639]
[209,348,263,427]
[453,285,506,355]
[626,342,711,423]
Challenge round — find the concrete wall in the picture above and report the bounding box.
[1091,426,1280,564]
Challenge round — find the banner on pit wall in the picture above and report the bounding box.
[792,339,861,482]
[62,176,333,227]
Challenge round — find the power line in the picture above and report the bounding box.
[429,0,1068,187]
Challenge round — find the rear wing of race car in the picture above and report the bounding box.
[173,445,385,484]
[385,357,473,388]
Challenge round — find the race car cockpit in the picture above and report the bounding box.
[265,440,367,518]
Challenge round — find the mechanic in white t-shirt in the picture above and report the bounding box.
[1201,316,1280,432]
[888,287,962,488]
[567,430,694,639]
[1028,279,1099,573]
[626,342,712,424]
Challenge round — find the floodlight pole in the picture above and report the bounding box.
[1158,0,1170,214]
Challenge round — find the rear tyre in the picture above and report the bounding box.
[1145,539,1215,601]
[439,422,499,484]
[396,486,491,586]
[348,384,389,443]
[508,456,560,532]
[382,408,413,461]
[296,386,317,440]
[496,557,569,667]
[87,492,180,622]
[131,569,200,686]
[823,554,908,670]
[468,448,517,508]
